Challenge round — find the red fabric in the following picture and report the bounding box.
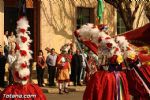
[37,56,46,68]
[83,71,130,100]
[122,23,150,46]
[63,62,70,69]
[20,29,26,33]
[82,41,98,55]
[57,79,70,83]
[21,36,27,43]
[138,53,150,62]
[0,83,46,100]
[20,50,27,56]
[67,54,72,60]
[21,63,27,68]
[56,54,69,69]
[139,50,148,54]
[15,43,20,51]
[56,54,62,63]
[126,65,150,100]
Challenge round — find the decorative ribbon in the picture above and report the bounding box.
[115,72,123,100]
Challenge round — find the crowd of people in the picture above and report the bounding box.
[0,31,17,88]
[1,28,150,98]
[36,44,98,94]
[0,31,98,94]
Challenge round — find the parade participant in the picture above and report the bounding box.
[0,17,46,100]
[115,36,150,100]
[46,48,57,86]
[0,47,7,88]
[4,31,9,58]
[75,24,130,100]
[7,49,16,85]
[80,49,87,82]
[56,44,71,94]
[85,52,98,84]
[66,49,73,86]
[8,31,16,51]
[71,50,83,86]
[36,50,46,87]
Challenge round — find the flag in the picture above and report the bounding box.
[97,0,104,21]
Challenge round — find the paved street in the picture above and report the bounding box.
[42,85,85,100]
[42,86,85,100]
[41,85,86,93]
[45,92,84,100]
[0,85,86,100]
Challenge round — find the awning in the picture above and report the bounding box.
[121,23,150,46]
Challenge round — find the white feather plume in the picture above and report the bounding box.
[18,68,30,78]
[17,17,30,30]
[115,36,137,59]
[12,16,32,85]
[77,23,122,58]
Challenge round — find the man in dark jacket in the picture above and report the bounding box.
[71,50,83,86]
[0,48,7,87]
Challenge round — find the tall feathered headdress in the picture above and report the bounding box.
[115,36,137,60]
[13,16,32,85]
[76,23,123,64]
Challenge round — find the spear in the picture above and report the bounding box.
[73,35,92,73]
[124,58,150,95]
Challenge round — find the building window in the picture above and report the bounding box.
[117,13,126,34]
[76,7,95,29]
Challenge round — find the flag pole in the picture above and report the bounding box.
[73,35,92,72]
[124,58,150,95]
[133,68,150,95]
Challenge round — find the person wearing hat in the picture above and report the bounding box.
[56,45,71,94]
[0,47,7,87]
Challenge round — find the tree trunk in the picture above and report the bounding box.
[104,0,146,31]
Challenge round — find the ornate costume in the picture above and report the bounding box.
[116,36,150,100]
[56,44,71,94]
[75,23,150,100]
[75,24,130,100]
[0,17,46,100]
[56,54,70,82]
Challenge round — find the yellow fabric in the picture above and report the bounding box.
[128,53,136,60]
[57,69,70,81]
[117,55,123,64]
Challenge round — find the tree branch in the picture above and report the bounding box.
[136,3,146,28]
[104,0,118,8]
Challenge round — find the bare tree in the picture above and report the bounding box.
[145,2,150,20]
[104,0,147,31]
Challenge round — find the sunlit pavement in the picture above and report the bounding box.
[41,85,86,94]
[45,91,84,100]
[42,85,86,100]
[0,85,86,100]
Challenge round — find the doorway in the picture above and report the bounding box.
[4,0,40,61]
